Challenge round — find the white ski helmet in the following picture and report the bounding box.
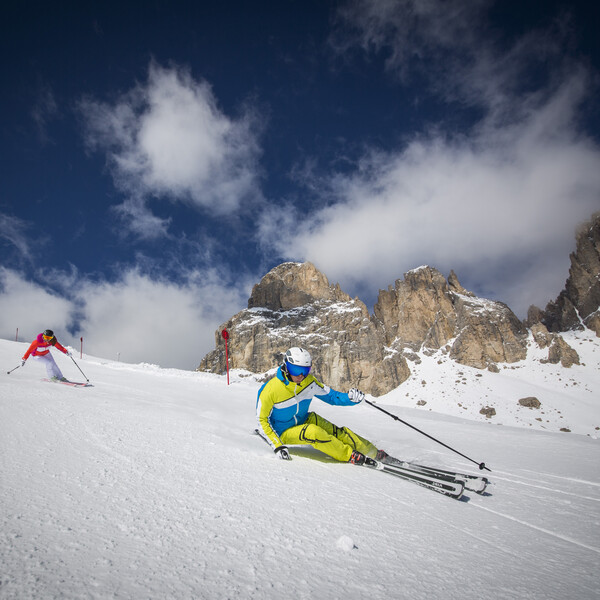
[284,347,312,377]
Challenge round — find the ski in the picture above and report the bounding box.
[42,378,92,388]
[364,457,465,499]
[382,456,488,494]
[412,464,488,494]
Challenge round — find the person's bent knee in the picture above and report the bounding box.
[301,423,330,443]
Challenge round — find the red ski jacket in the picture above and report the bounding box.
[23,333,68,360]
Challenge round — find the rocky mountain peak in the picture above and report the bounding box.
[200,262,410,395]
[200,263,534,394]
[199,215,597,395]
[374,266,456,349]
[374,266,528,369]
[247,261,350,311]
[530,212,600,336]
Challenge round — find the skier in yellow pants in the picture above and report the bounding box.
[256,347,389,464]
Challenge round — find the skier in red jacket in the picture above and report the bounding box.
[22,329,71,381]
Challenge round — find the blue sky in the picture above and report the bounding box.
[1,0,600,369]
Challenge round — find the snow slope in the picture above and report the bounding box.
[1,338,599,599]
[383,329,600,437]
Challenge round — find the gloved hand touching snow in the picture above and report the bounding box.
[274,446,291,460]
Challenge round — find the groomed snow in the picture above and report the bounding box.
[1,337,599,599]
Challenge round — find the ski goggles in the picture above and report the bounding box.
[42,335,54,341]
[286,361,311,378]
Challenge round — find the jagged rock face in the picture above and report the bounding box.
[374,266,528,369]
[375,267,456,349]
[450,295,528,368]
[199,263,410,396]
[530,322,580,367]
[587,313,600,336]
[525,305,546,328]
[247,262,350,310]
[541,213,600,336]
[200,220,598,390]
[530,322,553,349]
[547,336,581,368]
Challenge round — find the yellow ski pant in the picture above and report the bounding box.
[279,412,378,462]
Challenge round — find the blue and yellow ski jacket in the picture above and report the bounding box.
[256,366,355,449]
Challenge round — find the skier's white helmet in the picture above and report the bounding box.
[284,347,312,377]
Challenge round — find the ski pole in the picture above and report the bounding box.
[7,364,21,375]
[70,355,90,382]
[365,399,491,472]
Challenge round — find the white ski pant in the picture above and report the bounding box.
[33,353,64,379]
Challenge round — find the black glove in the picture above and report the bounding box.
[21,359,26,367]
[274,446,291,460]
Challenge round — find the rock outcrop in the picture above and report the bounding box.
[374,266,528,369]
[530,322,580,368]
[518,397,541,409]
[199,262,410,396]
[374,267,457,350]
[247,261,351,310]
[531,213,600,336]
[546,336,581,368]
[199,214,599,392]
[199,263,530,393]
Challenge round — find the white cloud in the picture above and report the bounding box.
[259,0,600,317]
[0,268,73,343]
[79,62,263,239]
[74,269,249,369]
[0,213,34,261]
[31,84,59,143]
[263,81,600,316]
[332,0,562,122]
[0,266,251,370]
[111,197,171,241]
[332,0,491,84]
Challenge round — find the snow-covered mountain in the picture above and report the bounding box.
[1,338,599,599]
[382,328,600,437]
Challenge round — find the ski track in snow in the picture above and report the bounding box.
[516,468,600,487]
[1,338,599,600]
[489,472,600,502]
[470,503,600,554]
